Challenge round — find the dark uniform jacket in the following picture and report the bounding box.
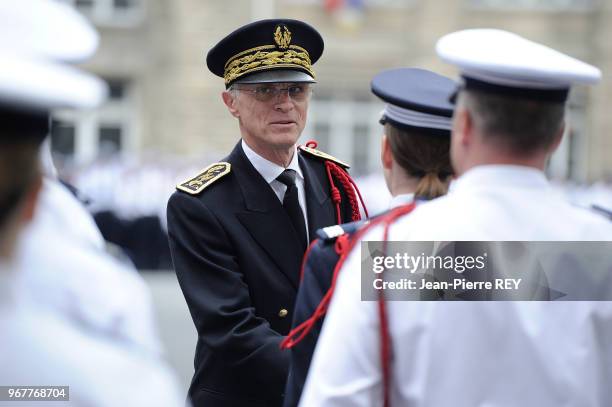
[283,203,418,407]
[167,141,355,407]
[282,220,365,407]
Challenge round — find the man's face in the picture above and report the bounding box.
[223,82,311,152]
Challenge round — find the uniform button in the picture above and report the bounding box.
[278,308,289,318]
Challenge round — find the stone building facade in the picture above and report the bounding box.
[54,0,611,182]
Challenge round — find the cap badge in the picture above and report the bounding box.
[274,25,291,50]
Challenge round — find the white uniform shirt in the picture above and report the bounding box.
[301,165,612,407]
[14,179,162,354]
[242,139,309,240]
[0,289,186,407]
[2,181,184,406]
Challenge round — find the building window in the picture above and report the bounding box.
[352,124,370,175]
[107,79,127,101]
[546,93,587,181]
[313,123,331,152]
[51,120,76,157]
[302,95,382,176]
[99,125,123,156]
[51,77,136,173]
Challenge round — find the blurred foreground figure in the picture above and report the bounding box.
[0,1,184,405]
[15,146,163,353]
[282,68,456,407]
[301,29,612,406]
[4,0,161,352]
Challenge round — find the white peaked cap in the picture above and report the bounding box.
[0,0,107,110]
[436,29,601,93]
[0,0,99,62]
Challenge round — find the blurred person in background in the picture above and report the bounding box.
[300,29,612,406]
[167,18,364,407]
[0,1,185,405]
[281,67,456,407]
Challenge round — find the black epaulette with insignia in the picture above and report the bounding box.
[176,162,231,195]
[298,145,350,169]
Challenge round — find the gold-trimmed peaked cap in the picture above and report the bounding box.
[206,19,324,88]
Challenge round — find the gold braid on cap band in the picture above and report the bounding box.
[223,44,314,86]
[223,25,314,85]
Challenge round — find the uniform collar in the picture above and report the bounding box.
[450,165,549,193]
[389,193,415,209]
[241,139,304,184]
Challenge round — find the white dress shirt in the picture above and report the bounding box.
[301,165,612,407]
[242,139,309,240]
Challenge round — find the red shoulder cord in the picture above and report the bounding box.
[281,140,370,349]
[378,208,411,407]
[304,140,368,223]
[280,203,415,353]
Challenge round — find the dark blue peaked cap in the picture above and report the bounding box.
[206,19,324,88]
[371,68,457,136]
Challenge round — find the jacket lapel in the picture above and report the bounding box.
[299,154,335,241]
[229,143,302,289]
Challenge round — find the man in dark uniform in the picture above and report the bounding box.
[167,19,361,407]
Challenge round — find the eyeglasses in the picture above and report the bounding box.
[235,84,312,103]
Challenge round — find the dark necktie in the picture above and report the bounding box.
[276,169,307,251]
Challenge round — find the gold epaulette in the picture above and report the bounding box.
[176,162,231,195]
[298,145,350,169]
